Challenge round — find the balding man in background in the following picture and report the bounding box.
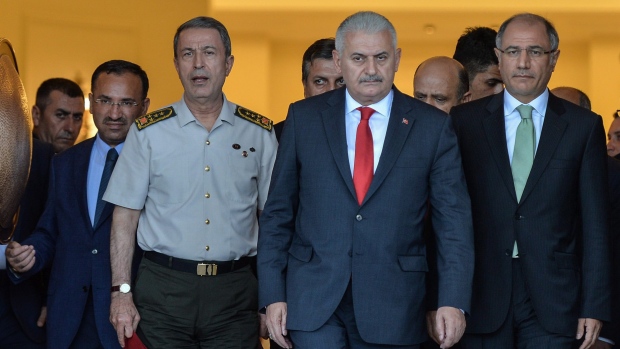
[551,86,591,110]
[413,56,470,114]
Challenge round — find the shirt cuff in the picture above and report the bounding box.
[0,245,6,270]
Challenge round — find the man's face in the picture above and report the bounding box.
[303,58,345,98]
[608,117,620,158]
[174,27,233,105]
[414,62,469,114]
[32,90,84,152]
[89,73,149,147]
[495,19,559,103]
[333,30,401,105]
[469,64,503,100]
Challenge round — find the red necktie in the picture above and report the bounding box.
[354,107,375,205]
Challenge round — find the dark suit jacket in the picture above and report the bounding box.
[601,156,620,344]
[0,139,53,344]
[450,92,611,336]
[9,137,140,349]
[258,87,474,345]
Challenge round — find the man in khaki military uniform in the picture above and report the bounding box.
[104,16,277,349]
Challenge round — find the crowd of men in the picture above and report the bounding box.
[1,9,619,349]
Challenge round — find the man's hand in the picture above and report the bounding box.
[37,306,47,327]
[576,318,602,349]
[5,241,36,273]
[266,302,293,348]
[110,293,140,348]
[426,310,440,344]
[435,306,466,348]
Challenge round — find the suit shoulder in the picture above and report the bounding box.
[54,137,94,161]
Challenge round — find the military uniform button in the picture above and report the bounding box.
[205,166,210,172]
[205,219,210,225]
[205,245,210,251]
[206,140,210,145]
[205,193,210,198]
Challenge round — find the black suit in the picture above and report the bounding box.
[1,139,53,348]
[450,92,610,340]
[601,156,620,345]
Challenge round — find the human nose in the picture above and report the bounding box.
[193,52,205,69]
[516,49,531,69]
[108,104,123,119]
[365,57,378,75]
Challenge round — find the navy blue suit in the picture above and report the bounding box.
[1,139,53,348]
[258,88,474,346]
[9,137,140,349]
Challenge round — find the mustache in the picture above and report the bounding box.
[57,130,75,138]
[103,116,127,125]
[359,75,383,83]
[191,70,211,79]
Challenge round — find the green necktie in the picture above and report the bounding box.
[511,104,534,258]
[512,104,535,203]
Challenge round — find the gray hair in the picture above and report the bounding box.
[335,11,397,53]
[174,16,232,58]
[496,13,559,51]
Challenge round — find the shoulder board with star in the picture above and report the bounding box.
[135,107,177,131]
[234,105,272,132]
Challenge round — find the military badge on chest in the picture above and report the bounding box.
[232,143,257,158]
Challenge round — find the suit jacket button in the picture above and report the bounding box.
[82,286,88,292]
[356,214,363,221]
[505,249,511,256]
[91,249,98,254]
[515,214,524,220]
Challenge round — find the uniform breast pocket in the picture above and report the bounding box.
[226,150,259,203]
[150,154,190,204]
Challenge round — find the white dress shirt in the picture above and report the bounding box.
[345,89,394,176]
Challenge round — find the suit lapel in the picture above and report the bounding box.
[75,138,95,232]
[482,94,518,202]
[363,89,415,205]
[322,89,357,200]
[519,93,567,203]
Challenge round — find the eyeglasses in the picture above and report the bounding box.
[94,99,139,109]
[497,47,556,59]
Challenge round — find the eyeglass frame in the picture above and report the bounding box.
[496,47,557,59]
[93,98,141,109]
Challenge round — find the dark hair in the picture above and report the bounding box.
[453,27,498,82]
[35,78,83,111]
[91,60,149,100]
[301,38,336,83]
[456,65,469,100]
[174,16,231,58]
[496,13,559,51]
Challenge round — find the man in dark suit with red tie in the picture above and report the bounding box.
[259,11,474,349]
[450,13,610,349]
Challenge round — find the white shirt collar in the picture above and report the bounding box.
[344,89,394,118]
[503,88,549,117]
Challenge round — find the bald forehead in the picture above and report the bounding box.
[416,57,461,80]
